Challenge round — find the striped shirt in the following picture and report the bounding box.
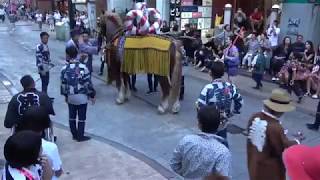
[60,60,95,98]
[196,79,243,115]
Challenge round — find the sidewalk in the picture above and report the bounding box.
[0,82,167,180]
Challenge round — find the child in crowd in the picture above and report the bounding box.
[252,47,266,90]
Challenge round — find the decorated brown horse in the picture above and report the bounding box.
[99,11,184,114]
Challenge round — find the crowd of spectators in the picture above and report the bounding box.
[182,7,320,104]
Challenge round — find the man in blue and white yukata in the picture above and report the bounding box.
[196,61,243,147]
[61,46,96,142]
[36,32,51,94]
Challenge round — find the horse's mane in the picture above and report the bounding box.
[101,11,123,28]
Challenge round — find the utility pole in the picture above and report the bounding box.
[68,0,75,30]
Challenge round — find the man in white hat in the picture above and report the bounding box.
[247,89,304,180]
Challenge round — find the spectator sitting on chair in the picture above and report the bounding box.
[161,20,170,33]
[272,36,293,81]
[291,35,305,60]
[234,8,247,30]
[242,32,260,71]
[250,8,263,33]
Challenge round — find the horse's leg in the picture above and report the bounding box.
[116,73,125,104]
[170,42,183,114]
[158,76,170,114]
[106,48,113,85]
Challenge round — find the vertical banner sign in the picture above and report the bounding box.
[169,0,181,28]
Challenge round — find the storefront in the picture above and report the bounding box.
[169,0,213,37]
[213,0,278,22]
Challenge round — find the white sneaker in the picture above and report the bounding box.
[312,94,319,99]
[200,67,206,72]
[272,77,276,81]
[275,78,280,81]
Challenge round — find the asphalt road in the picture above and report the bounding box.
[0,21,319,180]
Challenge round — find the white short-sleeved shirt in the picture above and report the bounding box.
[267,27,280,47]
[2,165,41,180]
[36,14,43,22]
[42,139,62,180]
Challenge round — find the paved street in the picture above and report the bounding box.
[0,20,319,180]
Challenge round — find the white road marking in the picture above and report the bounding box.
[2,80,11,86]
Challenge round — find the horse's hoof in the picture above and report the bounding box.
[116,98,124,104]
[158,105,166,114]
[172,102,181,114]
[172,109,180,114]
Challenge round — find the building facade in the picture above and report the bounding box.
[279,0,320,46]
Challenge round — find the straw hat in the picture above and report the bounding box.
[263,89,295,112]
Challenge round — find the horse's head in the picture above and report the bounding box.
[99,11,124,44]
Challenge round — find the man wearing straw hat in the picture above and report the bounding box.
[247,89,304,180]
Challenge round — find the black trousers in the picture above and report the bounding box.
[217,128,229,148]
[99,60,104,74]
[271,59,285,77]
[147,74,158,92]
[180,76,185,100]
[129,74,136,90]
[40,72,49,94]
[252,73,263,88]
[0,15,4,22]
[68,103,87,138]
